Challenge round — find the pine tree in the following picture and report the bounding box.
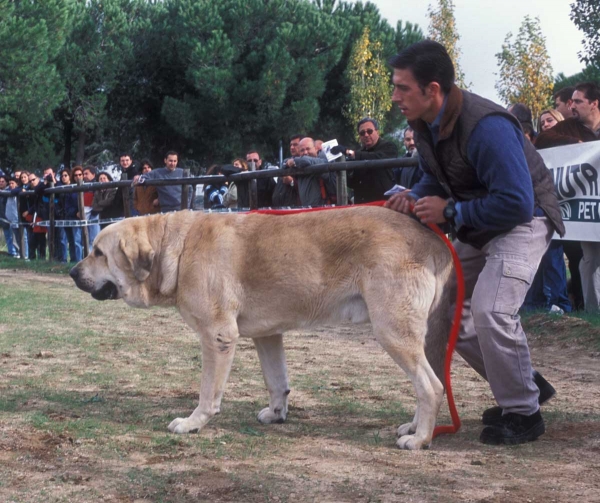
[344,27,392,135]
[495,16,554,121]
[570,0,600,68]
[427,0,469,89]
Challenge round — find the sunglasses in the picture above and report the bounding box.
[247,158,260,163]
[358,128,374,136]
[73,173,83,177]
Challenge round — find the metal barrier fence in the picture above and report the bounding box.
[0,157,419,260]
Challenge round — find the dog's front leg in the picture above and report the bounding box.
[168,326,238,434]
[253,334,290,424]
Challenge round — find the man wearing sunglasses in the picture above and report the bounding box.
[339,117,398,203]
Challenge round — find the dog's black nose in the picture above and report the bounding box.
[69,267,79,281]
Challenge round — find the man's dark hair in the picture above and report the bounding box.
[165,150,179,158]
[553,86,575,104]
[0,175,8,184]
[119,152,132,159]
[404,126,414,136]
[388,40,455,94]
[357,117,379,131]
[246,149,260,158]
[290,134,304,142]
[575,82,600,103]
[508,103,533,125]
[83,165,97,175]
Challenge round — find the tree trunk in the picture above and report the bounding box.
[63,117,73,169]
[75,130,86,166]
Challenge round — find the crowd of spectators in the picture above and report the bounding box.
[1,83,599,318]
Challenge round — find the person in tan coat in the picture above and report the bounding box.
[134,160,160,215]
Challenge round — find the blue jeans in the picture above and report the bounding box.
[58,226,83,263]
[522,241,571,313]
[3,226,17,256]
[86,215,100,249]
[12,225,28,259]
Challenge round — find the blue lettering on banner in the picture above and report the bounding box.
[552,163,599,200]
[558,199,600,222]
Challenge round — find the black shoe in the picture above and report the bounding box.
[481,371,556,426]
[480,410,545,445]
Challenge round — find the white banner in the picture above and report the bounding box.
[538,141,600,242]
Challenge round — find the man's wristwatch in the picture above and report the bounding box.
[443,201,457,225]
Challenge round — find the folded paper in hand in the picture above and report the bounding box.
[322,139,344,162]
[384,184,407,196]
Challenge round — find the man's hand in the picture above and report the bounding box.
[285,158,295,168]
[282,175,294,185]
[385,190,416,215]
[152,199,159,207]
[413,196,448,224]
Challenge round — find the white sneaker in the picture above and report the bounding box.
[549,305,564,315]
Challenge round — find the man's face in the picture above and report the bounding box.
[298,139,317,157]
[28,173,39,187]
[358,121,380,149]
[164,155,178,171]
[43,168,54,180]
[14,171,21,180]
[290,138,301,157]
[0,178,7,190]
[403,130,416,153]
[83,170,95,182]
[554,97,573,119]
[120,156,132,169]
[392,69,435,122]
[571,90,598,125]
[246,153,262,168]
[8,180,17,189]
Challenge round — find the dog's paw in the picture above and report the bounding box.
[257,406,287,424]
[168,417,201,434]
[396,434,430,450]
[397,422,416,437]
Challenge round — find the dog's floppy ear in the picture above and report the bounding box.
[119,235,155,282]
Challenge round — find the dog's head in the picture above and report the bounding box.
[70,219,158,308]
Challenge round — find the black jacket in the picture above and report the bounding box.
[347,138,398,203]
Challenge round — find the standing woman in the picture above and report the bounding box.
[56,169,83,263]
[522,109,573,312]
[92,172,119,229]
[535,108,584,310]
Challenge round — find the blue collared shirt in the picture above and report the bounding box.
[410,101,534,231]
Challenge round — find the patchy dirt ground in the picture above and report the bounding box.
[1,270,600,503]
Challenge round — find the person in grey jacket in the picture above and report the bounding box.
[135,151,191,212]
[285,137,335,207]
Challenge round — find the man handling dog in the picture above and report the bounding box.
[386,40,565,445]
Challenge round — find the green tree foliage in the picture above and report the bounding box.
[344,27,392,134]
[495,16,553,121]
[427,0,468,89]
[0,0,72,170]
[55,0,143,168]
[555,65,600,92]
[570,0,600,68]
[0,0,422,170]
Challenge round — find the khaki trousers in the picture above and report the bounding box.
[452,217,553,415]
[580,241,600,313]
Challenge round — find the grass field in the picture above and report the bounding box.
[1,264,600,502]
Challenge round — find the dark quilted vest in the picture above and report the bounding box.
[410,87,565,249]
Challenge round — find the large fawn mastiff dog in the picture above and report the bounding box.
[70,206,453,449]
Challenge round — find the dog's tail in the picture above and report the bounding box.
[424,249,455,388]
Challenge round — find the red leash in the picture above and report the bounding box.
[252,201,464,438]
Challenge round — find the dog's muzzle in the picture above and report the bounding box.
[91,281,119,301]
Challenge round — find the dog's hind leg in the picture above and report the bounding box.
[253,334,290,424]
[168,321,239,434]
